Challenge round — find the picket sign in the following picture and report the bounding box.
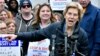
[0,34,21,56]
[27,39,50,56]
[50,0,72,10]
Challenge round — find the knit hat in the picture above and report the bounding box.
[20,0,32,8]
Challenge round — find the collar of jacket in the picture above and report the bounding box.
[16,13,34,20]
[57,19,80,40]
[84,2,95,15]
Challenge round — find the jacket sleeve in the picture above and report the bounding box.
[94,10,100,43]
[90,10,100,56]
[16,28,50,42]
[15,23,56,41]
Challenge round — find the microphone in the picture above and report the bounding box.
[56,29,68,56]
[71,40,77,56]
[71,37,85,56]
[56,29,85,56]
[77,52,85,56]
[64,32,68,56]
[50,34,56,56]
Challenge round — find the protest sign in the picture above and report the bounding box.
[50,0,72,10]
[0,34,20,56]
[27,39,50,56]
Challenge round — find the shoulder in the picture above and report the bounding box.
[47,22,61,29]
[15,14,22,20]
[79,28,86,33]
[89,3,98,9]
[79,28,87,35]
[50,22,60,26]
[42,22,61,34]
[87,3,99,13]
[79,28,88,39]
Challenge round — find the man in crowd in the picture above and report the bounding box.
[78,0,100,56]
[15,0,34,56]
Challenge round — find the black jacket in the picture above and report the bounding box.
[16,20,88,56]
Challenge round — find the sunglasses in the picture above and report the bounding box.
[22,5,31,8]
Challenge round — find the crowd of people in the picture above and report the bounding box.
[0,0,100,56]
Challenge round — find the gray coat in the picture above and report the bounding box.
[15,13,34,55]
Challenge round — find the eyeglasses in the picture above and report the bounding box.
[22,5,31,8]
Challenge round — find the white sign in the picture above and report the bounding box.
[0,35,21,56]
[27,39,50,56]
[50,0,72,10]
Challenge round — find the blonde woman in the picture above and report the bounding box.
[0,9,13,22]
[5,2,88,56]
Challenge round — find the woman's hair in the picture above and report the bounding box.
[0,9,13,19]
[33,4,40,13]
[32,3,55,26]
[63,2,83,20]
[53,12,63,21]
[7,0,19,17]
[5,19,16,27]
[8,0,19,11]
[5,19,16,34]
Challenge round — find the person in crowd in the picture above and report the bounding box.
[15,0,34,33]
[0,0,11,11]
[32,4,40,18]
[15,0,34,56]
[53,12,63,22]
[8,0,19,17]
[0,0,5,12]
[6,19,16,34]
[27,3,55,56]
[78,0,100,56]
[5,2,88,56]
[0,20,7,34]
[29,3,55,31]
[0,9,13,22]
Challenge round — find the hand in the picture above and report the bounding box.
[5,34,17,41]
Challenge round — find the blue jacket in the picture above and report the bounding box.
[16,20,88,56]
[79,2,100,56]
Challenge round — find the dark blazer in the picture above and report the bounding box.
[16,19,88,56]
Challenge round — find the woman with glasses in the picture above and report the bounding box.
[0,20,7,34]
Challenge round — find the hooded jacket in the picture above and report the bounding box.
[15,14,34,33]
[15,13,34,55]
